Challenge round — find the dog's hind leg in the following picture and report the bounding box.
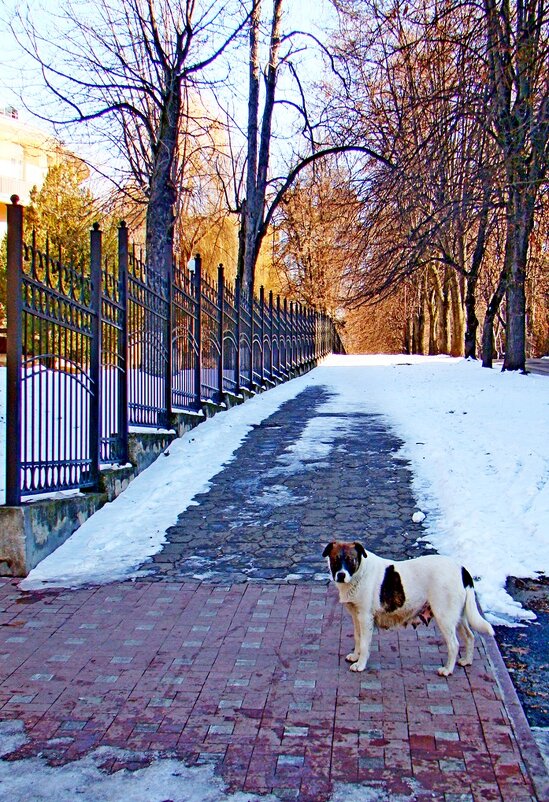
[457,619,475,667]
[433,618,460,676]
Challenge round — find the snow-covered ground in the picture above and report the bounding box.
[1,355,547,624]
[0,720,280,802]
[0,719,416,802]
[1,355,548,801]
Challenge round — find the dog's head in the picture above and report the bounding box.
[322,541,367,583]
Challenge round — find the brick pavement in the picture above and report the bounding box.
[0,385,547,801]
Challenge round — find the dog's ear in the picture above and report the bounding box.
[322,543,333,558]
[354,542,367,559]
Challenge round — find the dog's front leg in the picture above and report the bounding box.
[345,603,360,663]
[349,613,374,673]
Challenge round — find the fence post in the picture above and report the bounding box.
[298,304,302,365]
[193,254,202,409]
[89,223,102,489]
[275,295,280,377]
[282,298,288,375]
[165,256,173,428]
[217,264,225,403]
[6,196,23,505]
[289,301,294,374]
[259,285,265,387]
[117,222,129,464]
[306,307,311,364]
[269,290,274,382]
[235,276,241,395]
[248,282,254,391]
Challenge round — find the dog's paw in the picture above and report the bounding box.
[345,652,359,663]
[458,657,472,667]
[437,666,454,677]
[349,661,367,672]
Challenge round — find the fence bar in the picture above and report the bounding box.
[89,224,102,488]
[217,264,225,402]
[259,285,265,387]
[248,283,254,391]
[5,196,23,505]
[268,290,274,382]
[235,277,241,395]
[193,254,202,408]
[117,222,129,463]
[165,257,173,428]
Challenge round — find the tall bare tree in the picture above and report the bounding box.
[238,0,283,291]
[14,0,250,276]
[229,0,392,293]
[482,0,549,371]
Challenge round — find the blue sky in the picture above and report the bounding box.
[0,0,335,125]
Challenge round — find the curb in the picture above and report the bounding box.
[484,632,549,801]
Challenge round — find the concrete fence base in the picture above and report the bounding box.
[0,364,317,577]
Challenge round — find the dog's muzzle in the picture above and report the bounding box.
[336,570,351,583]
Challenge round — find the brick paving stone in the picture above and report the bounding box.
[0,385,547,801]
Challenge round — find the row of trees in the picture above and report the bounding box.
[8,0,548,368]
[319,0,549,368]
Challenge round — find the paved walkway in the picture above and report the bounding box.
[0,386,547,801]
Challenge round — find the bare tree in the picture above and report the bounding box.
[482,0,549,371]
[273,162,364,314]
[238,0,283,291]
[13,0,250,276]
[326,0,503,358]
[225,0,392,293]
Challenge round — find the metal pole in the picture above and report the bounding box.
[6,196,23,505]
[89,223,102,489]
[259,285,265,387]
[235,276,241,395]
[269,290,274,382]
[283,298,288,375]
[248,282,254,392]
[289,301,294,372]
[217,264,225,403]
[117,222,129,464]
[193,254,202,409]
[164,254,173,428]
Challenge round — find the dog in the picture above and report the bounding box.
[323,541,494,676]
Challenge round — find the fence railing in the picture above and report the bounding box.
[4,196,340,505]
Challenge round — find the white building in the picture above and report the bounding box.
[0,107,56,237]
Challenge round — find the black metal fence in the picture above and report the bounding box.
[4,197,339,505]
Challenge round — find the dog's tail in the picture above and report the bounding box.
[464,587,495,636]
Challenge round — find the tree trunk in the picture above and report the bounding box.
[146,80,181,278]
[426,267,443,354]
[441,268,451,354]
[449,271,465,356]
[238,0,261,290]
[503,192,536,371]
[482,267,507,368]
[464,275,479,359]
[482,0,548,370]
[238,0,283,294]
[464,193,489,358]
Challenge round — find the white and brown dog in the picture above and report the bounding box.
[323,541,494,676]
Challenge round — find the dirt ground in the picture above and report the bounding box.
[494,575,549,729]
